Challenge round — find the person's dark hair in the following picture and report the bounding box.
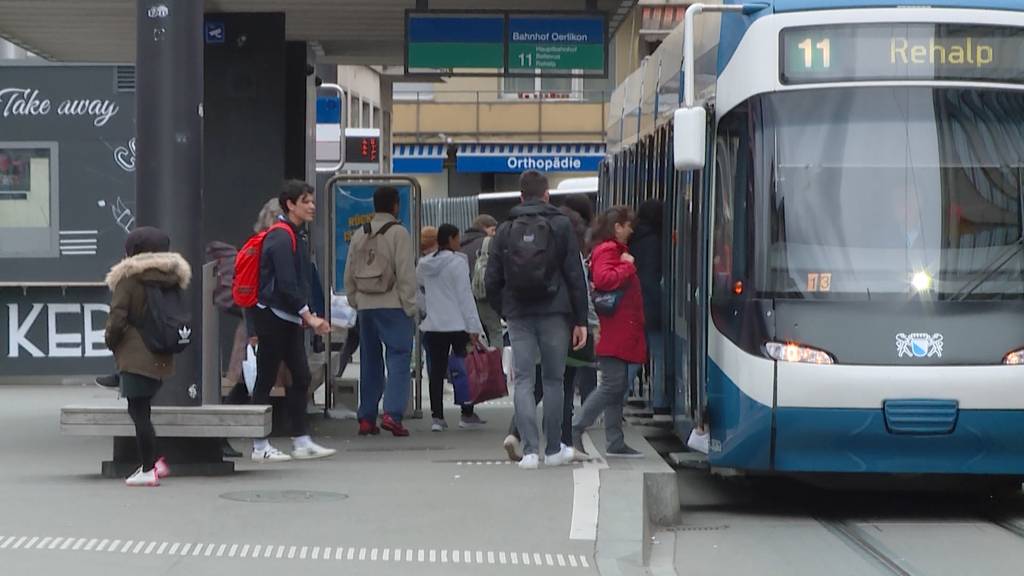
[278,179,314,213]
[373,186,400,213]
[125,226,170,257]
[590,205,635,249]
[520,170,549,200]
[637,199,664,233]
[437,223,460,250]
[562,194,594,224]
[559,206,587,253]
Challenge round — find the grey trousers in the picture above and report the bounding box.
[572,356,629,452]
[507,314,571,457]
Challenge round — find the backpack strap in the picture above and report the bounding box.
[375,221,399,237]
[268,221,297,252]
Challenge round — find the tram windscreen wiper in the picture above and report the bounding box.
[951,237,1024,301]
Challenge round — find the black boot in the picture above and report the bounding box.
[220,438,243,458]
[95,373,119,389]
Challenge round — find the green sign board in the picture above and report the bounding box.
[405,11,608,77]
[507,15,606,73]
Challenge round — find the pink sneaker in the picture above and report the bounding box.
[154,457,170,479]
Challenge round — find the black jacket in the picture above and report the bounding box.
[484,201,588,326]
[460,227,488,277]
[629,222,663,331]
[258,217,312,317]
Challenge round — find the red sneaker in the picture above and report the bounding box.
[380,414,410,437]
[358,419,380,436]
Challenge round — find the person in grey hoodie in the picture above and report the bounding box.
[417,224,487,431]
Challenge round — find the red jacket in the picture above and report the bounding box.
[590,240,647,364]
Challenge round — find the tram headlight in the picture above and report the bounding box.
[765,341,835,365]
[1004,349,1024,365]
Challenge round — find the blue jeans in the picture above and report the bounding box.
[625,330,666,409]
[507,314,571,457]
[357,308,414,422]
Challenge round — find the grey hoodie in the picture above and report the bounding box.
[416,249,484,335]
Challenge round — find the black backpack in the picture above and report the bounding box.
[504,212,560,300]
[138,283,192,354]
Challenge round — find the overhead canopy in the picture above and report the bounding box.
[0,0,636,64]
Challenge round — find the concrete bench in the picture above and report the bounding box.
[61,404,272,477]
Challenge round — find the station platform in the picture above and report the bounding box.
[0,379,678,576]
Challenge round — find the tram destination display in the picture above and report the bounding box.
[781,24,1024,85]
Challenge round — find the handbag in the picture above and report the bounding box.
[448,354,471,405]
[466,346,507,404]
[242,344,258,395]
[592,288,625,316]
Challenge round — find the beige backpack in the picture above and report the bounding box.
[350,221,399,294]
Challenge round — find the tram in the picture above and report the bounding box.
[602,0,1024,477]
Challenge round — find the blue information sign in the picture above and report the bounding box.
[333,184,412,290]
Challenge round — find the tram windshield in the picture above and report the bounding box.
[765,86,1024,300]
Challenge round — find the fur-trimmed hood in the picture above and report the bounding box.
[105,252,192,291]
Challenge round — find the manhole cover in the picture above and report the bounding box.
[219,490,348,503]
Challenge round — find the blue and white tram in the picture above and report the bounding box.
[602,0,1024,477]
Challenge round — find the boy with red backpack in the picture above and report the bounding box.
[234,180,335,462]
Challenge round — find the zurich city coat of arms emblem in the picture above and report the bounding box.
[896,332,944,359]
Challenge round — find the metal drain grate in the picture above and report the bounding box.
[219,490,348,504]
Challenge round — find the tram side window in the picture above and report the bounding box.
[712,104,753,297]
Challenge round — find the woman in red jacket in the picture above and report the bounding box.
[570,205,647,458]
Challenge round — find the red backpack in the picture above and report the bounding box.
[232,222,297,308]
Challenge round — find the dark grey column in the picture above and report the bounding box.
[136,0,205,406]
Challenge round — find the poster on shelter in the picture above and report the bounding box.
[333,184,412,291]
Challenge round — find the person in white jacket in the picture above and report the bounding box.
[417,224,487,431]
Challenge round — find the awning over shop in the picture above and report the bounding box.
[392,144,447,173]
[456,143,605,173]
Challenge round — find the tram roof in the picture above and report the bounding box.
[768,0,1024,12]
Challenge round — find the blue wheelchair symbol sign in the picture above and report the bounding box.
[205,21,225,44]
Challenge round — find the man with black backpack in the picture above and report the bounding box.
[485,171,589,469]
[344,186,417,437]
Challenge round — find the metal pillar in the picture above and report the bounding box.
[136,0,205,405]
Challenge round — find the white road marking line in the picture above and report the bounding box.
[571,432,606,541]
[0,534,592,569]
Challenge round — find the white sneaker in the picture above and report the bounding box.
[125,467,159,487]
[687,429,710,455]
[503,434,522,462]
[251,445,292,463]
[518,453,540,470]
[544,444,575,467]
[431,418,448,432]
[292,441,337,460]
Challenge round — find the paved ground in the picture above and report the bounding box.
[0,382,663,576]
